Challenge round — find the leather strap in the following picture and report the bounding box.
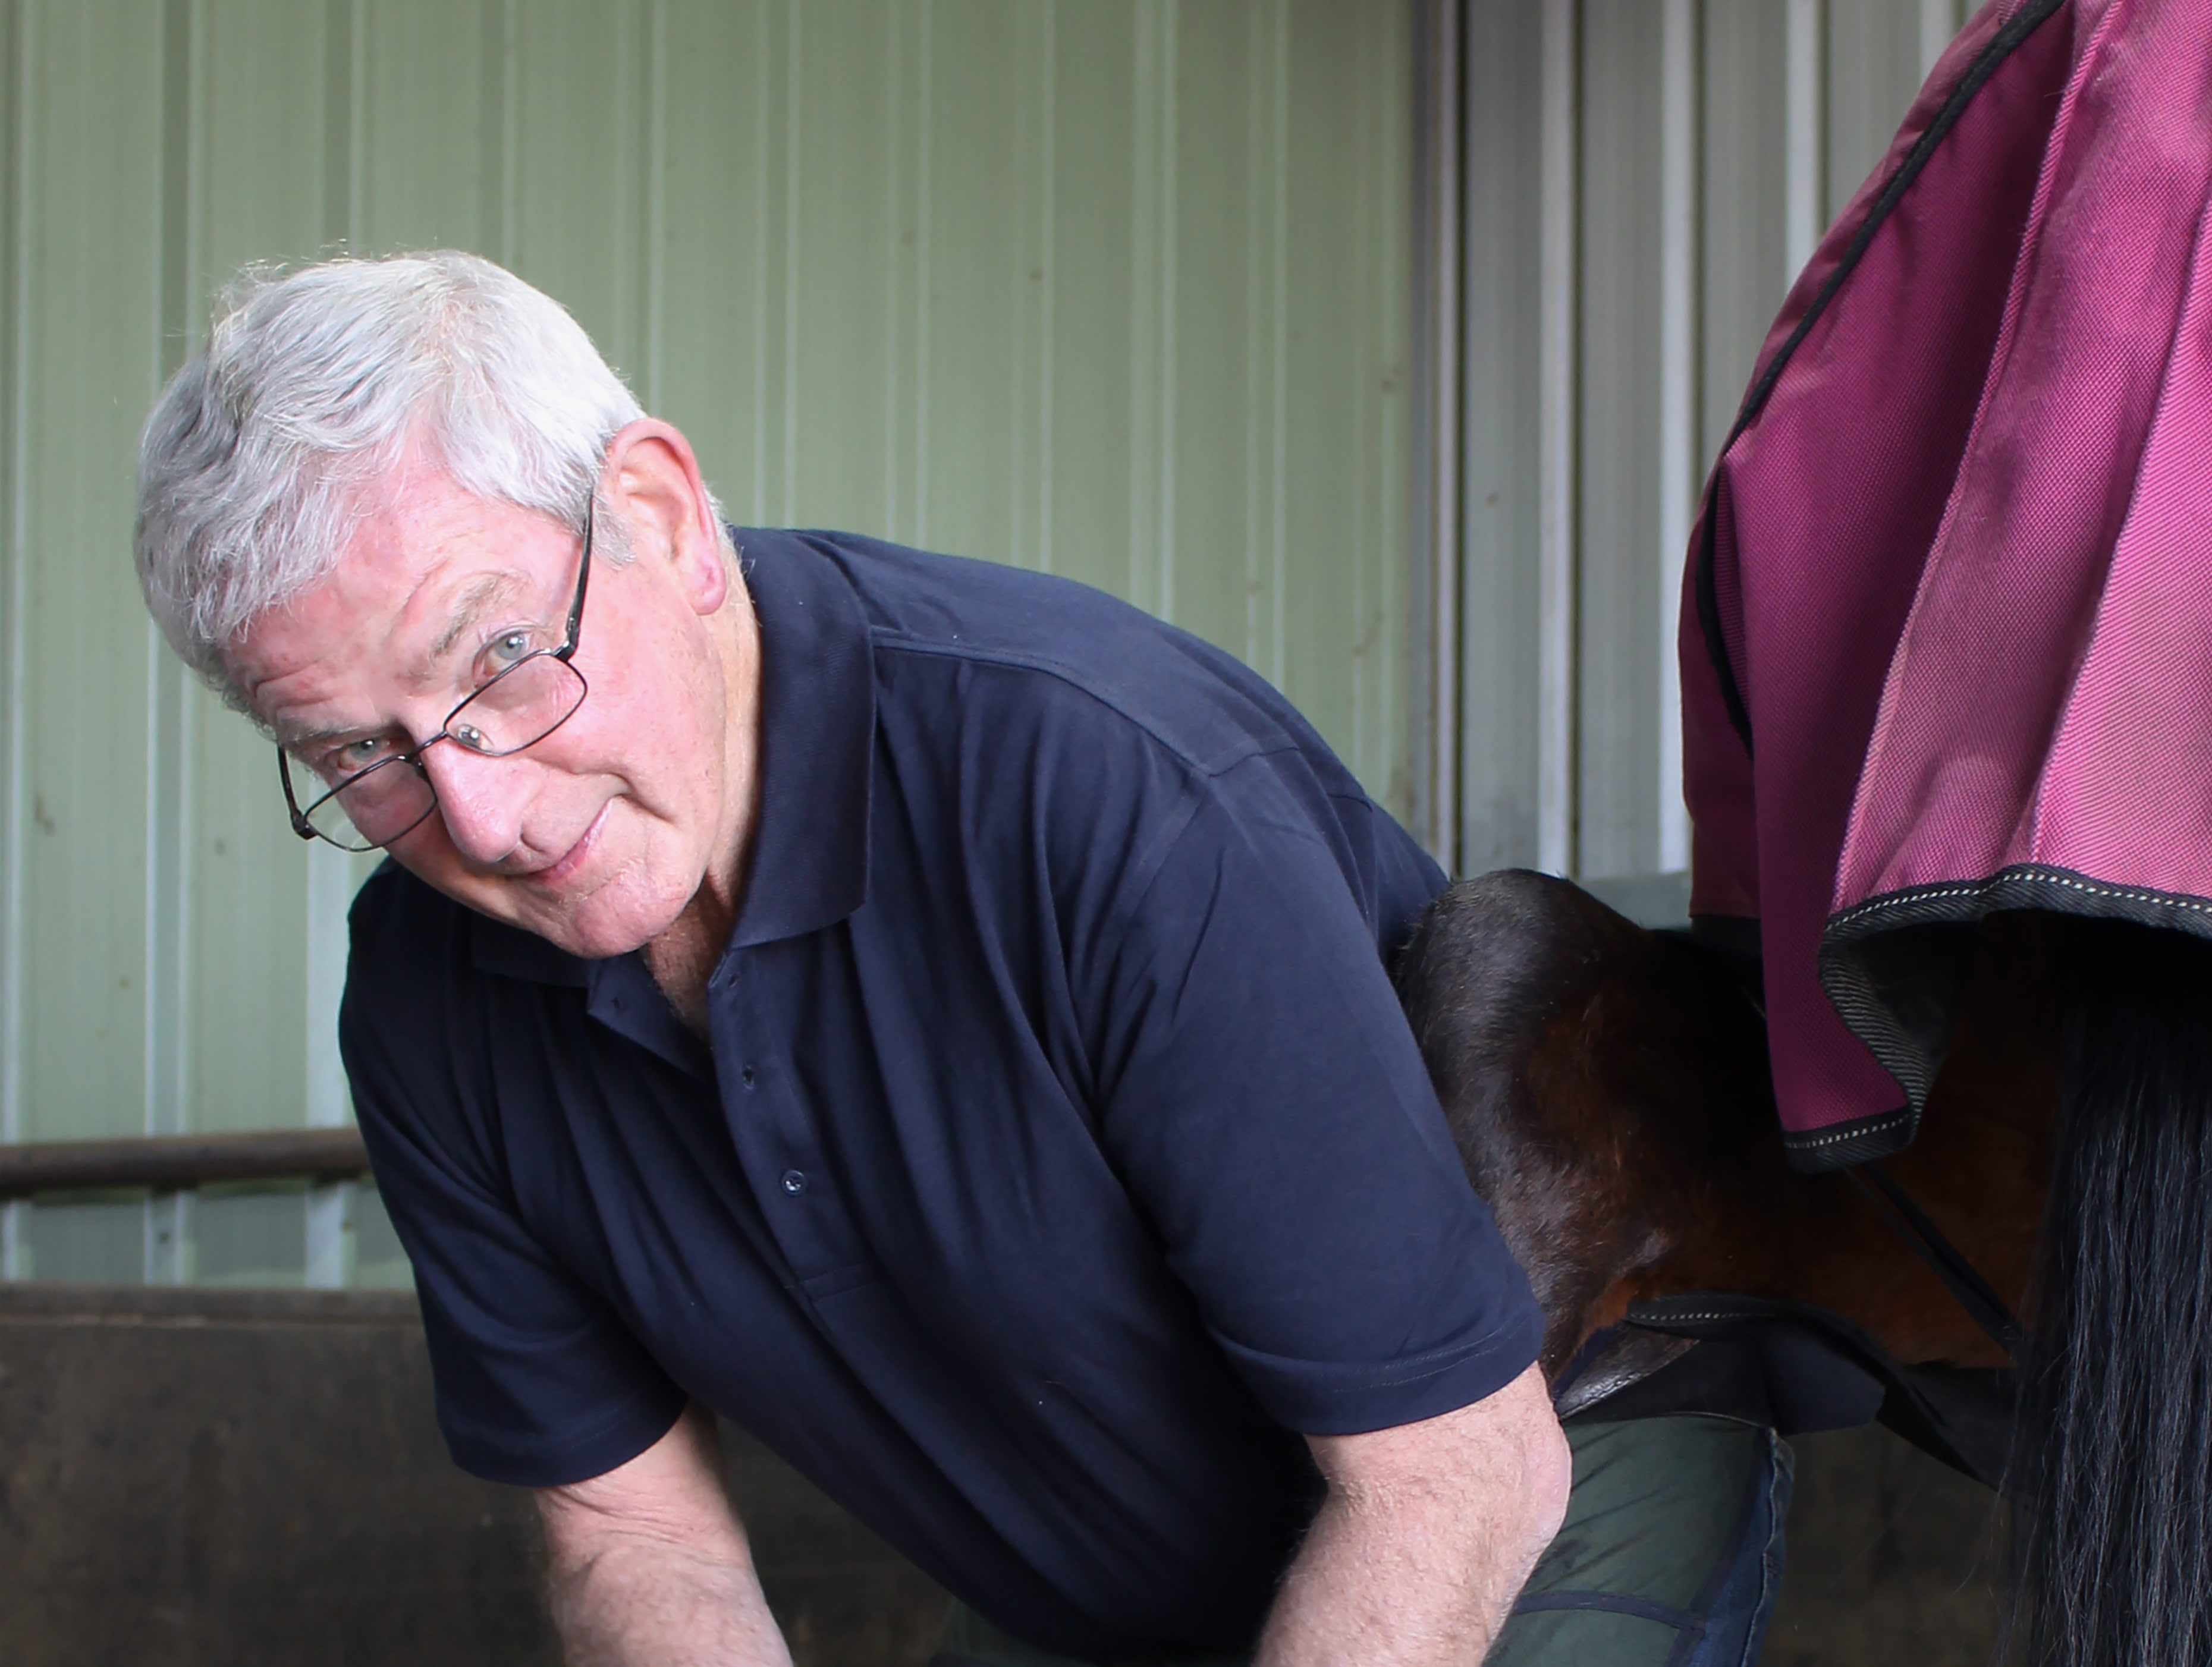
[1847,1162,2027,1363]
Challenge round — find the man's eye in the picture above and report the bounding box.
[485,629,536,671]
[325,737,393,778]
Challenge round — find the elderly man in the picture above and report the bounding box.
[133,253,1783,1667]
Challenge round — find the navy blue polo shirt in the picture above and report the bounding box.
[341,529,1542,1660]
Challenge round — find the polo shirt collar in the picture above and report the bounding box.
[721,531,877,949]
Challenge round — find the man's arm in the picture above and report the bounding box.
[536,1402,794,1667]
[1254,1363,1570,1667]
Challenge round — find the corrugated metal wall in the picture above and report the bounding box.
[0,0,1982,1288]
[0,0,1418,1285]
[1451,0,1972,912]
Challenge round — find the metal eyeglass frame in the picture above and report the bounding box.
[278,501,596,851]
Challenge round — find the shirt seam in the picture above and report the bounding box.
[1089,751,1347,959]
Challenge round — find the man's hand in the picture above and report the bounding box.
[1253,1363,1570,1666]
[536,1402,794,1667]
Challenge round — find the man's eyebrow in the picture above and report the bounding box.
[274,718,375,754]
[268,571,535,753]
[427,573,525,662]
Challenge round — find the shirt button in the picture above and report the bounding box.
[740,1065,756,1089]
[780,1169,807,1196]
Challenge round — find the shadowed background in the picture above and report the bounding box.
[0,1287,1999,1665]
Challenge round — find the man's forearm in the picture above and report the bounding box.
[546,1531,791,1667]
[1253,1365,1570,1667]
[1252,1476,1548,1666]
[536,1402,794,1667]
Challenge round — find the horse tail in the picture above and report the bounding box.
[2009,920,2212,1666]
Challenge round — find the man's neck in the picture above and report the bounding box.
[644,558,762,1039]
[642,893,734,1038]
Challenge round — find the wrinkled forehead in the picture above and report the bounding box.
[227,485,561,736]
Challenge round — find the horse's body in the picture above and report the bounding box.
[1394,871,2052,1383]
[1401,870,2212,1663]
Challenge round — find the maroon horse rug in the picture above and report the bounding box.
[1686,0,2212,1168]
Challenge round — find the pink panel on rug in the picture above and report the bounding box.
[1837,0,2212,908]
[1683,0,2078,1145]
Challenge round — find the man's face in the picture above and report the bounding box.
[229,440,748,960]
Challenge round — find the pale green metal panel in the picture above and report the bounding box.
[356,0,507,256]
[914,1,1052,577]
[1459,0,1544,875]
[508,0,655,384]
[3,0,1988,1279]
[26,1196,145,1282]
[13,2,164,1144]
[1278,0,1414,809]
[653,0,781,523]
[1576,0,1664,883]
[183,699,312,1140]
[784,1,912,537]
[659,0,1417,809]
[184,0,338,1138]
[1699,0,1787,475]
[193,1182,307,1284]
[1158,0,1260,660]
[1824,0,1928,223]
[0,0,1422,1284]
[353,1179,411,1288]
[1044,1,1144,603]
[165,0,351,1286]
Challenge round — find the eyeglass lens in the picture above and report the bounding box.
[284,655,587,852]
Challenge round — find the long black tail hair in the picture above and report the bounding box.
[2009,920,2212,1665]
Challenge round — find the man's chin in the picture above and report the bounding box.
[510,890,686,961]
[399,861,684,962]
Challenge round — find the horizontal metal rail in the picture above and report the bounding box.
[0,1129,372,1200]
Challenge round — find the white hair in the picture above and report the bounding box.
[136,250,676,710]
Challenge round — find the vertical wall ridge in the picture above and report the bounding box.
[1655,0,1698,875]
[1241,0,1265,671]
[1154,0,1178,624]
[1126,0,1158,612]
[641,0,668,411]
[0,0,29,1277]
[300,0,369,1294]
[1415,0,1462,868]
[1536,0,1578,877]
[1035,0,1057,577]
[322,0,352,253]
[1267,0,1287,696]
[906,0,929,545]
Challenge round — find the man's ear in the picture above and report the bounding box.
[601,419,727,615]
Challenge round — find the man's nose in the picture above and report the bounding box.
[417,740,530,865]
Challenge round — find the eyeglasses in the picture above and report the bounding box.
[278,503,596,853]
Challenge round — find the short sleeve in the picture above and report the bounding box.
[1087,760,1544,1435]
[341,872,687,1486]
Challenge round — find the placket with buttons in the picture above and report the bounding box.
[710,941,877,1302]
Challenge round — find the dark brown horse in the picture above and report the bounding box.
[1396,869,2212,1664]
